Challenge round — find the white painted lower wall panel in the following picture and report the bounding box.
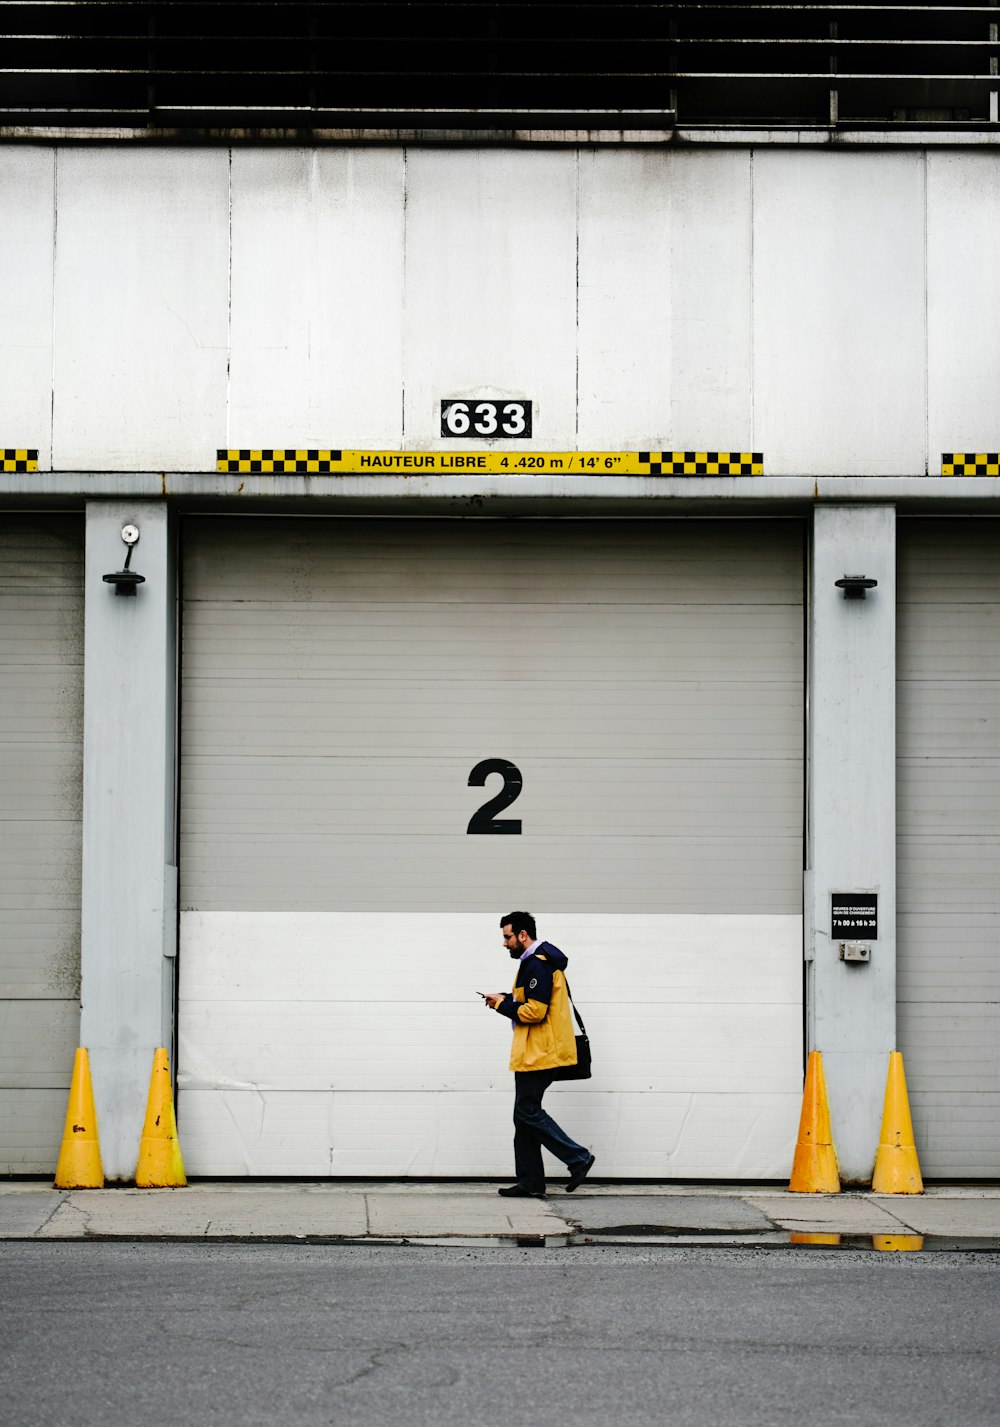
[178,911,802,1178]
[179,1089,800,1180]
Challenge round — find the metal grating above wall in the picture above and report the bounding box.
[0,2,997,133]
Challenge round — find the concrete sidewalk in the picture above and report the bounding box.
[2,1181,999,1248]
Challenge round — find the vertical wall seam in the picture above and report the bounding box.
[575,147,580,446]
[748,147,755,453]
[49,150,59,471]
[922,149,930,477]
[401,148,407,445]
[225,148,233,449]
[802,516,812,1068]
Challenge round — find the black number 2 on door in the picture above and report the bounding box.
[467,759,523,834]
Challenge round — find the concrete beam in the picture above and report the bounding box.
[807,505,896,1184]
[0,472,999,512]
[80,501,177,1181]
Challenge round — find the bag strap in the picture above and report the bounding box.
[563,976,587,1036]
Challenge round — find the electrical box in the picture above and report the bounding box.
[839,942,871,963]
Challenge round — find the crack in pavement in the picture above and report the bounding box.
[869,1200,923,1233]
[750,1197,782,1231]
[327,1342,407,1389]
[33,1193,70,1237]
[37,1196,91,1238]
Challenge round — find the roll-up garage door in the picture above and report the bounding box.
[178,518,804,1178]
[0,516,84,1172]
[897,519,1000,1177]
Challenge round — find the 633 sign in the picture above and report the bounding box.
[441,400,532,439]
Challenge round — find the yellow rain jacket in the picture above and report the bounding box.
[495,942,578,1073]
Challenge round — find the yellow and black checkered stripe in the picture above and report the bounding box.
[637,451,764,476]
[1,449,38,473]
[217,449,342,474]
[942,453,1000,477]
[216,448,764,477]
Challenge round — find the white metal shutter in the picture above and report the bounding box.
[897,519,1000,1177]
[0,516,84,1172]
[179,517,804,1178]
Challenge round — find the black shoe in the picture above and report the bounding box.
[565,1154,596,1193]
[498,1185,546,1199]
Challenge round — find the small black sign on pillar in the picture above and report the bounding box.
[831,893,878,939]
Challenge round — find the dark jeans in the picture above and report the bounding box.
[513,1069,589,1193]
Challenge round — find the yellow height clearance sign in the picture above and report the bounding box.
[217,449,764,477]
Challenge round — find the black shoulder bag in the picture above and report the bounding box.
[551,977,592,1081]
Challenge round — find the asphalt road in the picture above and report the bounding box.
[2,1243,999,1427]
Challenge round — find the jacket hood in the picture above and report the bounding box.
[538,941,568,971]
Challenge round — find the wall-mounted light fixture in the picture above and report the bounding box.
[834,575,877,601]
[103,524,146,596]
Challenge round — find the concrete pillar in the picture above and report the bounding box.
[81,501,177,1180]
[807,505,896,1183]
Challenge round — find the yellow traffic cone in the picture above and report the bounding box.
[871,1051,923,1194]
[788,1050,840,1193]
[135,1048,187,1188]
[54,1048,104,1188]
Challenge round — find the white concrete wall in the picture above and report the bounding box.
[753,153,926,476]
[0,149,55,460]
[926,153,1000,464]
[53,152,230,471]
[228,149,404,449]
[2,146,999,474]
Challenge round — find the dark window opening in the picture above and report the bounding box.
[0,2,996,131]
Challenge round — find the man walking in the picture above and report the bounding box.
[484,910,595,1198]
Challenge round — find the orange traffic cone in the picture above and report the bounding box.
[135,1048,187,1188]
[54,1048,104,1188]
[788,1050,840,1193]
[871,1051,923,1194]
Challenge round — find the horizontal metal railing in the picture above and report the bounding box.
[0,2,996,131]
